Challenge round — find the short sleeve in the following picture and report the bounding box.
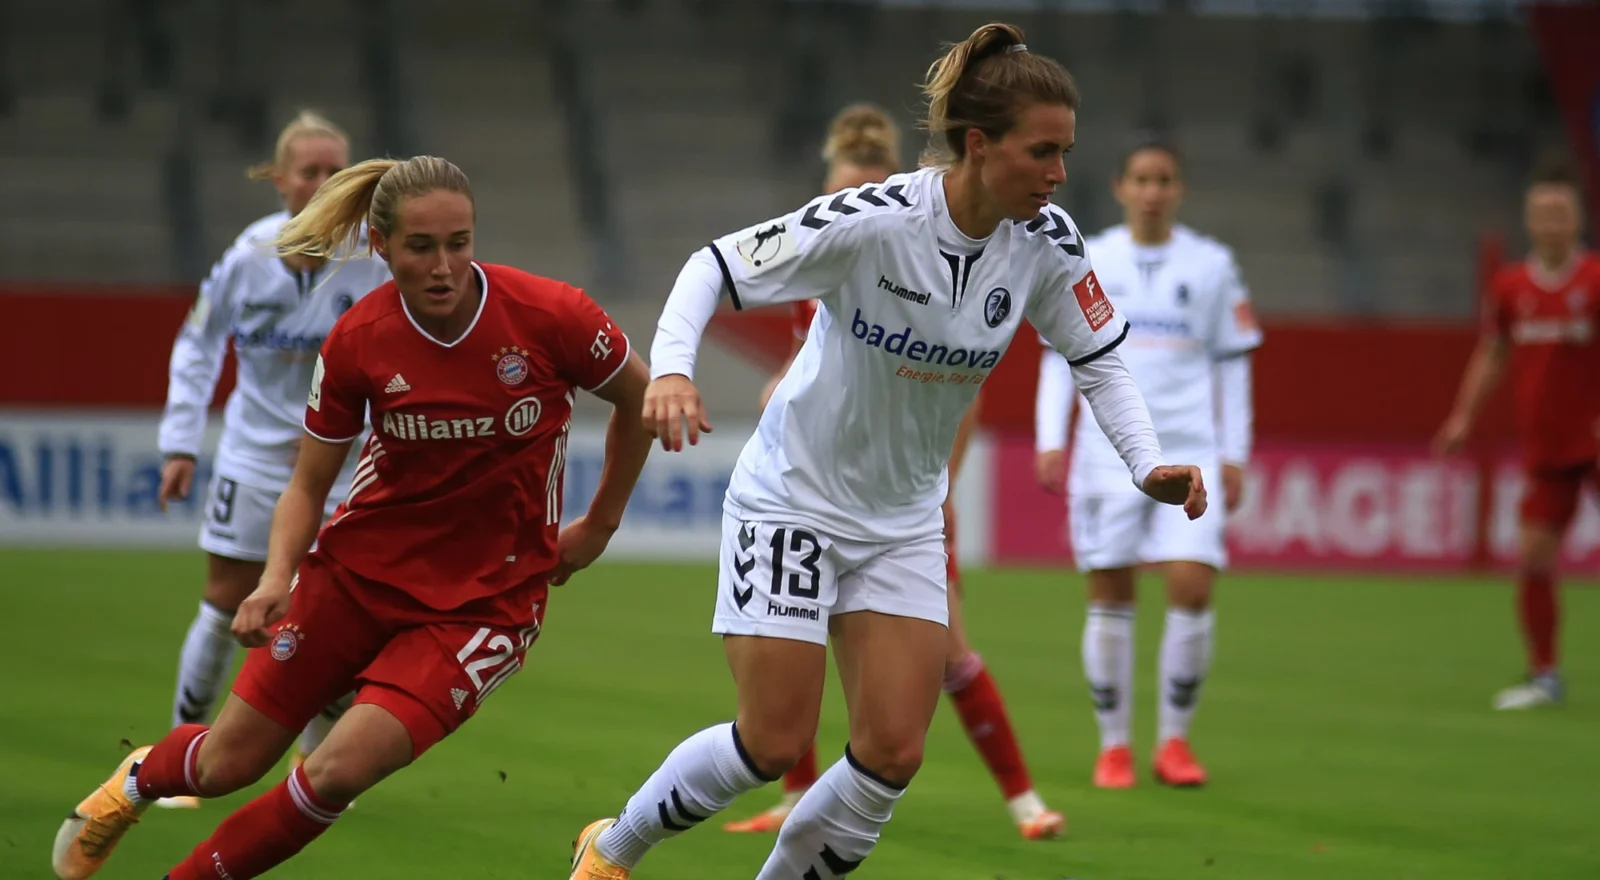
[706,195,863,311]
[1208,252,1264,358]
[304,328,368,443]
[555,288,631,392]
[1026,246,1130,366]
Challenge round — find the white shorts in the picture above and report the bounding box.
[712,512,949,646]
[1068,464,1228,572]
[197,471,340,563]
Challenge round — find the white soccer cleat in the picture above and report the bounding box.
[1493,674,1563,711]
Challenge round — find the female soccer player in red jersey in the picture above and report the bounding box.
[728,103,1064,840]
[52,154,655,880]
[1436,157,1600,710]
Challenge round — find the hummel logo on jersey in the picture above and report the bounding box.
[451,687,469,711]
[877,275,930,306]
[381,410,496,440]
[385,374,411,394]
[850,309,1002,369]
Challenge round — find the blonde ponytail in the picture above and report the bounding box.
[276,156,473,259]
[246,110,348,180]
[822,103,901,173]
[921,22,1079,165]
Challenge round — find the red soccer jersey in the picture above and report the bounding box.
[303,262,629,610]
[1483,253,1600,470]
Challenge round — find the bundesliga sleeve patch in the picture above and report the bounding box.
[1072,270,1115,332]
[731,219,799,276]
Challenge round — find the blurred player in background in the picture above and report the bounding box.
[52,155,654,880]
[1435,157,1600,710]
[1036,138,1260,789]
[732,103,1063,840]
[571,24,1205,880]
[153,111,390,808]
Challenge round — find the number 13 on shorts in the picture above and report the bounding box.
[713,516,839,645]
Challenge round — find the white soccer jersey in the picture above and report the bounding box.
[1049,224,1261,492]
[655,167,1159,544]
[157,212,392,490]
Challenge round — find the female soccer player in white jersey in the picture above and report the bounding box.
[730,103,1065,841]
[569,24,1206,879]
[1034,138,1261,790]
[154,112,391,806]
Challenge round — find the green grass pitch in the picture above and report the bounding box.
[1,549,1596,879]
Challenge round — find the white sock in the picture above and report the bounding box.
[1158,607,1215,743]
[299,691,355,756]
[596,722,771,868]
[172,601,237,728]
[1083,604,1135,751]
[1005,790,1048,825]
[754,747,905,879]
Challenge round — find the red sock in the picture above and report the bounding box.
[784,743,818,793]
[135,724,209,800]
[945,653,1033,800]
[1518,571,1559,674]
[165,765,343,880]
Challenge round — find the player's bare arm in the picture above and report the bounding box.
[1436,334,1508,454]
[234,433,353,647]
[553,352,654,586]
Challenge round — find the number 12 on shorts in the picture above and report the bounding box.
[454,621,539,706]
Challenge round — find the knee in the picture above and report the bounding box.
[733,717,817,779]
[300,753,375,806]
[849,739,924,787]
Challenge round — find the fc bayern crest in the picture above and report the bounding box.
[270,624,302,661]
[494,345,531,386]
[984,287,1013,328]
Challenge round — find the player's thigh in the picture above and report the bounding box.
[191,694,299,795]
[1070,490,1150,574]
[357,605,547,760]
[1519,469,1583,570]
[723,634,828,775]
[232,558,387,741]
[203,554,265,613]
[197,473,279,569]
[944,574,974,663]
[830,533,949,782]
[1139,485,1226,608]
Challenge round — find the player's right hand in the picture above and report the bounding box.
[1142,465,1208,520]
[1034,449,1067,495]
[643,373,713,452]
[158,455,196,512]
[233,577,293,648]
[1433,413,1470,456]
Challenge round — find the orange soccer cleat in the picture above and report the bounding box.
[570,818,630,880]
[1093,745,1136,789]
[1152,738,1207,787]
[723,801,793,834]
[52,745,152,880]
[1018,809,1067,840]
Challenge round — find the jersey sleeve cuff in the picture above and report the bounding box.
[1067,321,1130,367]
[583,333,633,392]
[1211,343,1260,361]
[706,242,744,310]
[302,422,364,444]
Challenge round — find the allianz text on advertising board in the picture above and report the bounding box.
[0,411,221,547]
[991,438,1600,571]
[0,410,746,556]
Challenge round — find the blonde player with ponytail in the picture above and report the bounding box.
[150,112,391,808]
[573,23,1204,879]
[732,103,1064,841]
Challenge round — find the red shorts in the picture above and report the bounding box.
[232,555,546,758]
[1519,462,1600,532]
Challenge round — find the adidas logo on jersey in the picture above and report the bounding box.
[381,410,496,440]
[850,309,1002,369]
[451,687,469,711]
[385,374,411,393]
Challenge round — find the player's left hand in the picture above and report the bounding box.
[1142,465,1207,520]
[1222,463,1245,513]
[551,515,616,586]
